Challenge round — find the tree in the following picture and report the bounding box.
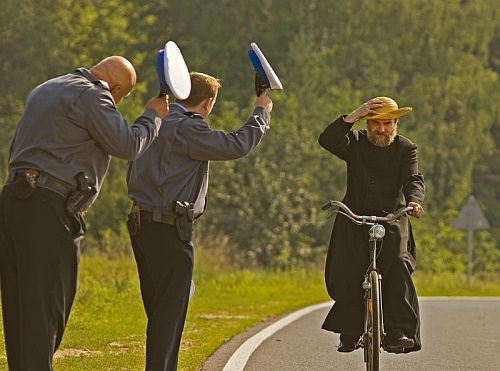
[0,0,499,270]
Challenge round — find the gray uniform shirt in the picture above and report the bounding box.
[127,103,271,221]
[8,68,161,202]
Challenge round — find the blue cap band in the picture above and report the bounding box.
[248,49,270,88]
[156,49,171,95]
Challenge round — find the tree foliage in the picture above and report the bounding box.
[1,0,499,272]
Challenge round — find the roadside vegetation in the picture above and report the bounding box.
[1,253,498,370]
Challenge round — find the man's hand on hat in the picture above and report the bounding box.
[146,95,170,118]
[344,98,384,123]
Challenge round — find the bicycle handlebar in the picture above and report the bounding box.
[322,200,413,224]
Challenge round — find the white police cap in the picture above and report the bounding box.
[156,41,191,100]
[247,42,283,95]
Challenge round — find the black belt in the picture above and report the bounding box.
[140,210,175,225]
[10,170,74,198]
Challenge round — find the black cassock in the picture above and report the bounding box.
[318,116,425,352]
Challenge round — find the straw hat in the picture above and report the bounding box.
[361,97,412,120]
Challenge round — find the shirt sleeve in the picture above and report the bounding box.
[318,115,357,161]
[82,89,161,160]
[186,107,270,161]
[401,142,425,205]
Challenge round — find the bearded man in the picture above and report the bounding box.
[318,97,425,354]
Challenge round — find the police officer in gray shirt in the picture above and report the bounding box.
[0,56,169,370]
[126,71,273,370]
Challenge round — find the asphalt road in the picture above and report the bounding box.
[203,297,500,371]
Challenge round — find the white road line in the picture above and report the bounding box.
[222,301,332,371]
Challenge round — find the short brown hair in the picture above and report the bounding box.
[177,72,222,106]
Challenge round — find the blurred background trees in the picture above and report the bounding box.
[1,0,499,273]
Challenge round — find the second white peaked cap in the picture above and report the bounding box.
[248,42,283,91]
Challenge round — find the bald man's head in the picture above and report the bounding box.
[90,56,137,104]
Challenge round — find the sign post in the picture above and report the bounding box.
[452,195,490,284]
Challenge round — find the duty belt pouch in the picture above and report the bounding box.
[174,201,195,241]
[127,205,141,236]
[14,170,38,199]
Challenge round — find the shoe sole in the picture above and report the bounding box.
[385,347,404,354]
[337,347,357,353]
[385,338,415,350]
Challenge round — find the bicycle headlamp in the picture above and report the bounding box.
[369,224,386,239]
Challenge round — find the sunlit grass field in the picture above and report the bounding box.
[0,255,499,370]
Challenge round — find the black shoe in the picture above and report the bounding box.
[385,347,404,354]
[337,334,360,352]
[383,330,415,351]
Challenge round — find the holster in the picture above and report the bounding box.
[174,201,195,242]
[13,170,39,199]
[127,204,141,236]
[65,172,97,216]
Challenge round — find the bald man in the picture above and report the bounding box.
[0,56,169,370]
[90,56,137,104]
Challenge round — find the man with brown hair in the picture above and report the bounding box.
[0,56,169,370]
[127,71,273,370]
[318,97,425,354]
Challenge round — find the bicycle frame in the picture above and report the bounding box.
[363,225,384,371]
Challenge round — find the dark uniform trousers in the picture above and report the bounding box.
[130,219,194,371]
[0,185,84,371]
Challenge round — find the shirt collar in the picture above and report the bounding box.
[75,68,110,91]
[172,102,187,111]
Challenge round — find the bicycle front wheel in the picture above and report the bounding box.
[365,270,381,371]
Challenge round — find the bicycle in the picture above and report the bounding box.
[321,200,413,371]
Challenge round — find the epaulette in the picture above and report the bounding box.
[183,111,203,119]
[95,80,110,90]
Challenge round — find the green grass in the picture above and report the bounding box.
[0,256,499,370]
[413,270,500,296]
[180,264,330,370]
[0,256,329,370]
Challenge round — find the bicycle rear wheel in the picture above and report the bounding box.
[365,270,381,371]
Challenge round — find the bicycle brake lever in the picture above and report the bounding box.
[330,210,366,226]
[327,210,338,219]
[386,218,400,224]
